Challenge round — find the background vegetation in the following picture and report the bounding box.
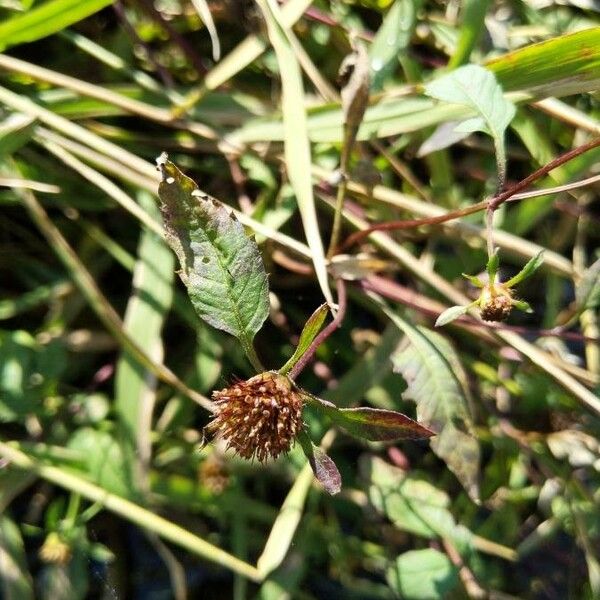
[0,0,599,598]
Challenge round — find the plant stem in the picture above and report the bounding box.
[289,279,347,379]
[327,175,349,259]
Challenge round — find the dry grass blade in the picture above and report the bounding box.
[256,0,334,307]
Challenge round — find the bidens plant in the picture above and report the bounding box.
[156,154,434,494]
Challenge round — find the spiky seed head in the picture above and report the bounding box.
[207,372,304,463]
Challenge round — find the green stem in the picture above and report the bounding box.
[327,174,348,258]
[0,440,262,582]
[243,341,265,373]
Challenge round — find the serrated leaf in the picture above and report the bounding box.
[387,549,459,600]
[279,303,328,375]
[157,154,269,367]
[369,0,421,91]
[307,395,434,441]
[504,251,544,288]
[298,431,341,495]
[388,312,480,501]
[435,304,469,327]
[425,65,516,139]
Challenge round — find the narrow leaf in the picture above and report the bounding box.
[435,305,469,327]
[388,311,480,501]
[369,0,421,91]
[298,430,341,495]
[189,0,220,61]
[0,0,114,51]
[156,153,269,368]
[279,303,329,375]
[504,250,544,288]
[115,192,174,492]
[461,273,485,288]
[255,0,334,307]
[512,299,533,313]
[256,460,315,577]
[307,395,434,441]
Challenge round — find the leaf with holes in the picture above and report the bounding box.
[157,154,269,368]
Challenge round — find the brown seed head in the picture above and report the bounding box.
[480,285,513,322]
[207,371,304,463]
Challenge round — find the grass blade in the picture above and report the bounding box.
[0,0,114,51]
[255,0,334,308]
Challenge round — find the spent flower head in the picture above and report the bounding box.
[436,250,544,327]
[207,371,304,463]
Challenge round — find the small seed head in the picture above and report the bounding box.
[207,372,304,463]
[39,532,72,565]
[479,285,514,322]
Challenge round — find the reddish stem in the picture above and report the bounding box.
[289,279,347,380]
[340,136,600,251]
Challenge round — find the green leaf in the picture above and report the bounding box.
[461,272,485,288]
[157,154,269,370]
[67,428,133,498]
[424,65,514,139]
[0,0,114,51]
[364,456,472,545]
[279,303,329,375]
[435,304,469,327]
[486,249,500,282]
[255,0,334,308]
[387,549,459,600]
[115,192,174,490]
[425,64,515,183]
[0,330,66,422]
[512,299,533,313]
[298,430,341,495]
[487,27,600,98]
[232,29,600,145]
[388,312,480,501]
[448,0,492,68]
[369,0,421,91]
[0,515,34,600]
[307,395,435,441]
[504,251,544,288]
